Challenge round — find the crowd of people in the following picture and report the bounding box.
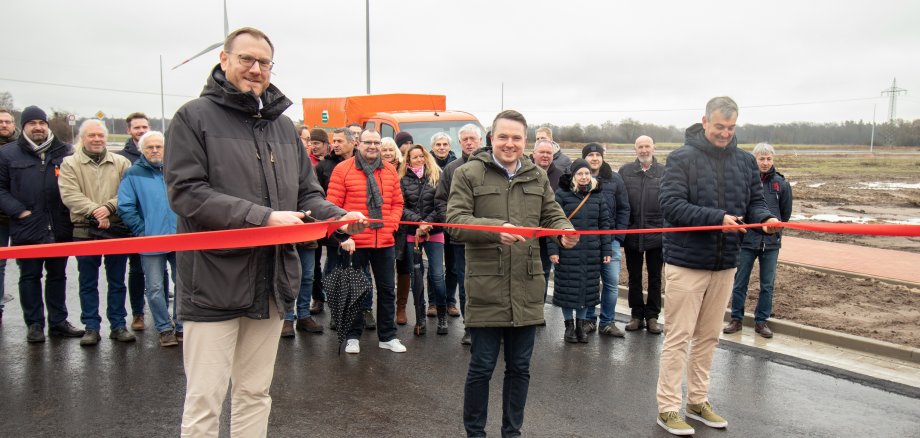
[0,26,794,438]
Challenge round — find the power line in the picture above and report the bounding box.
[505,96,883,113]
[0,76,194,99]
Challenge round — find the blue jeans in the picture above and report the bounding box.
[285,246,315,321]
[450,243,467,318]
[464,326,536,438]
[407,240,447,307]
[140,252,180,333]
[346,247,396,342]
[560,307,588,321]
[76,248,129,332]
[17,257,69,327]
[586,240,621,325]
[730,247,779,323]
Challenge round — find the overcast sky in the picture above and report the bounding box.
[4,0,919,130]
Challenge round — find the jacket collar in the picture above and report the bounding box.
[684,123,737,155]
[200,64,292,120]
[76,146,117,165]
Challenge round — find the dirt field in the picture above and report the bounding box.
[603,149,920,349]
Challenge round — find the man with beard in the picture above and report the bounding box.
[0,108,19,322]
[118,112,152,331]
[0,106,83,340]
[618,135,665,334]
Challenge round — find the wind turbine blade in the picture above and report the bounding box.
[171,41,223,70]
[223,0,229,36]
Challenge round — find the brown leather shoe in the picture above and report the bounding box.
[310,300,325,315]
[131,315,145,331]
[396,274,410,325]
[281,320,295,338]
[646,318,662,335]
[447,304,461,317]
[296,316,324,333]
[396,305,408,325]
[426,304,437,318]
[624,318,645,331]
[723,319,742,334]
[755,322,773,338]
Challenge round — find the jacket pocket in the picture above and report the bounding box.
[465,246,506,306]
[472,186,502,219]
[522,185,544,224]
[277,244,301,303]
[190,248,257,310]
[9,161,36,196]
[10,213,46,245]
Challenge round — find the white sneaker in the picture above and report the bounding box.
[378,338,407,353]
[345,339,360,354]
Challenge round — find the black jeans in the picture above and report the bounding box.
[312,241,326,303]
[624,247,663,320]
[126,253,146,316]
[445,235,458,306]
[346,246,396,342]
[17,257,69,327]
[464,326,537,438]
[538,237,552,303]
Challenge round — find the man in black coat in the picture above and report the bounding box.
[0,108,18,322]
[0,106,83,342]
[655,97,779,436]
[531,138,563,303]
[724,142,793,338]
[618,135,665,334]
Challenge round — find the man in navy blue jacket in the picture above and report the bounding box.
[655,97,779,436]
[724,143,793,338]
[0,106,83,343]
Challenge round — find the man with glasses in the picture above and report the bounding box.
[325,129,405,354]
[165,27,366,436]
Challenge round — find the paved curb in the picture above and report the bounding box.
[778,260,920,290]
[725,310,920,364]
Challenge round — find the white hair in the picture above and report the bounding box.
[138,130,164,149]
[78,119,108,138]
[752,142,775,156]
[458,123,482,139]
[430,131,451,147]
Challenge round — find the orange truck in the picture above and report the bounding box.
[302,94,483,157]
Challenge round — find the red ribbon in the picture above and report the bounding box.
[1,220,918,260]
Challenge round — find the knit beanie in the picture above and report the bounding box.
[20,106,48,128]
[569,158,591,176]
[309,128,329,144]
[581,142,604,158]
[395,131,414,148]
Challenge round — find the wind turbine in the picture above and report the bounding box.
[171,0,230,70]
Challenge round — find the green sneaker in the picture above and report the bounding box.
[686,401,728,428]
[657,411,695,436]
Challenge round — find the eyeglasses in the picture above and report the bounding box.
[228,52,275,71]
[0,120,13,125]
[361,141,382,146]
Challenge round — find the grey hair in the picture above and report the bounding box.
[458,123,482,139]
[78,119,108,138]
[705,96,739,120]
[752,142,775,156]
[533,139,554,151]
[430,131,451,147]
[138,131,164,149]
[332,127,353,142]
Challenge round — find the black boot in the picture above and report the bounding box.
[437,306,448,335]
[575,319,588,343]
[564,319,577,343]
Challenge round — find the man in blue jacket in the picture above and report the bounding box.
[655,97,779,436]
[0,106,83,342]
[118,131,181,347]
[724,143,793,338]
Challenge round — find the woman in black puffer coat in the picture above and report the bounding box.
[399,144,448,336]
[548,159,613,343]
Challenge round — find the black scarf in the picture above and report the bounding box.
[354,153,384,229]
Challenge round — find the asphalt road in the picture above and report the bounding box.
[1,261,919,437]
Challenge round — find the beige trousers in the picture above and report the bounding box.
[180,304,284,437]
[656,263,736,413]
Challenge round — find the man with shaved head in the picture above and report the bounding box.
[618,135,665,334]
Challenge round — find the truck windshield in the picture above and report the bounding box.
[398,121,485,159]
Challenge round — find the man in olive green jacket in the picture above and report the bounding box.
[447,110,577,437]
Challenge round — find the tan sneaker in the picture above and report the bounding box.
[657,411,695,436]
[686,401,728,428]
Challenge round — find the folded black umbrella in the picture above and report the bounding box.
[324,251,371,349]
[411,242,426,335]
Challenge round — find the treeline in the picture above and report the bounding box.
[533,118,920,146]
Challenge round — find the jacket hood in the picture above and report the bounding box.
[558,172,602,193]
[596,161,615,180]
[684,122,737,154]
[762,165,785,180]
[136,154,163,172]
[200,64,292,120]
[122,138,141,156]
